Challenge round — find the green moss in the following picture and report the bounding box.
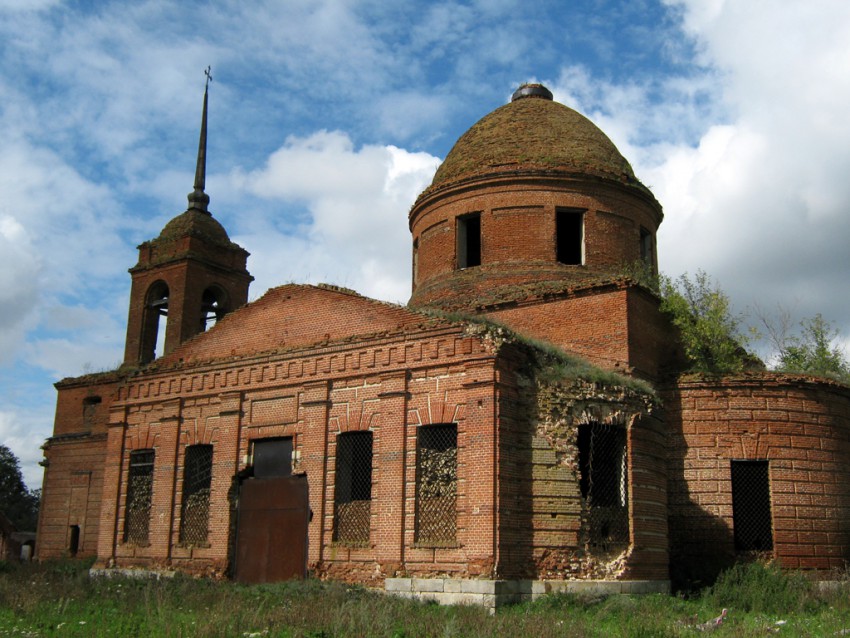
[418,308,656,397]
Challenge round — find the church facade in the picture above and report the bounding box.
[36,83,850,603]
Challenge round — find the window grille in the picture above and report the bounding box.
[415,424,457,545]
[333,431,373,545]
[731,460,773,552]
[124,449,154,544]
[179,445,213,544]
[578,423,629,548]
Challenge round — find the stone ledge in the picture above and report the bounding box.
[384,578,671,610]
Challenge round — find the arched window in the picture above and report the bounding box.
[200,286,228,331]
[141,281,169,363]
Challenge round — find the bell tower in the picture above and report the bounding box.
[123,69,253,366]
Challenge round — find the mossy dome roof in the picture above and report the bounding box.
[428,84,641,193]
[154,209,236,248]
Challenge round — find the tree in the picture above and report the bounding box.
[0,445,40,531]
[762,312,850,382]
[659,271,753,375]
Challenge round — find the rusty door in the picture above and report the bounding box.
[234,474,309,583]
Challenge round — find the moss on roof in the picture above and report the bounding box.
[427,96,642,194]
[153,210,237,249]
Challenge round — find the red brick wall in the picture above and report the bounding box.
[93,325,505,581]
[664,375,850,586]
[494,357,667,581]
[69,312,674,587]
[37,434,108,559]
[409,173,661,310]
[485,289,632,372]
[158,285,435,367]
[37,375,123,558]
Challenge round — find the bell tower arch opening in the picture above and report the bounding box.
[141,281,169,364]
[200,285,229,331]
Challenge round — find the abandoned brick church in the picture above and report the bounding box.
[36,83,850,603]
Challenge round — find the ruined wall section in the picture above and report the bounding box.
[531,379,665,580]
[494,343,667,581]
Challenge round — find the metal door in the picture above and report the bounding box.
[234,474,309,583]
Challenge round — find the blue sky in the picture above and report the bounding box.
[2,0,850,488]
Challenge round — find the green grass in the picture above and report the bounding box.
[1,560,849,637]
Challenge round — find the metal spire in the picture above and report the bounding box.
[188,66,212,213]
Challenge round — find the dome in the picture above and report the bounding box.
[425,84,642,196]
[154,209,236,249]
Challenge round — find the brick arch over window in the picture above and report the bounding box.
[124,425,160,452]
[180,416,220,448]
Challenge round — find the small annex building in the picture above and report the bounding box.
[36,83,850,604]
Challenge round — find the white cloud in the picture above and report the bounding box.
[0,216,41,362]
[232,131,440,303]
[652,1,850,333]
[551,2,850,344]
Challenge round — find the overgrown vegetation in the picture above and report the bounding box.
[658,271,753,375]
[758,311,850,383]
[0,560,849,636]
[421,307,655,395]
[619,263,850,382]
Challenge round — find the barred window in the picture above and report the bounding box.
[578,423,629,547]
[124,449,154,544]
[732,460,773,552]
[333,431,373,545]
[179,445,213,545]
[415,424,457,545]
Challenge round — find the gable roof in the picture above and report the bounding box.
[159,284,446,366]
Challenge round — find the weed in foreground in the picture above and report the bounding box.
[2,559,850,637]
